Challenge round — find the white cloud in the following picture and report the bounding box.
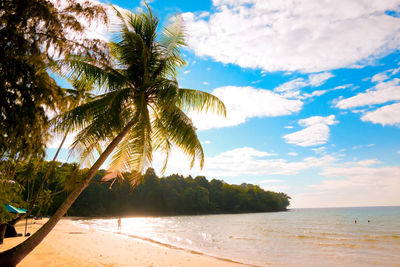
[203,81,209,85]
[298,115,338,128]
[283,115,338,147]
[301,90,329,99]
[312,146,327,154]
[351,109,367,114]
[339,159,381,167]
[183,0,400,72]
[392,67,400,75]
[336,78,400,109]
[336,74,400,126]
[301,84,348,99]
[275,72,333,92]
[318,165,400,196]
[275,78,308,93]
[294,164,400,208]
[189,86,303,130]
[308,73,334,86]
[261,179,283,183]
[353,159,381,166]
[361,102,400,126]
[334,84,353,90]
[284,126,294,129]
[274,73,334,100]
[287,152,298,156]
[251,79,262,85]
[397,150,400,154]
[261,185,290,192]
[183,70,191,74]
[371,72,389,82]
[152,147,337,178]
[320,165,400,181]
[202,140,211,145]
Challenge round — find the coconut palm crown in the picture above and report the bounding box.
[54,6,226,183]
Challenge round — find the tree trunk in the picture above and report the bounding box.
[0,120,135,267]
[27,127,70,218]
[0,224,7,245]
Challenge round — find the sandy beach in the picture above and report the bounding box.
[0,218,244,267]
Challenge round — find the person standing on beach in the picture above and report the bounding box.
[118,218,122,232]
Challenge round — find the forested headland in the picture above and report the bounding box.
[67,168,291,216]
[2,161,290,219]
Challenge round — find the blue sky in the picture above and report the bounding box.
[48,0,400,208]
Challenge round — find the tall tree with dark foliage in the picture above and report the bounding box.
[0,0,108,160]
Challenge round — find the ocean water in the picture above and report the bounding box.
[74,206,400,266]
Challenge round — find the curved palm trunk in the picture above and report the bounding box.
[0,120,135,267]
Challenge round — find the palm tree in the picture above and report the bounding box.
[0,5,225,266]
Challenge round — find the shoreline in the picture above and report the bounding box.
[70,218,256,266]
[112,231,257,266]
[0,218,249,266]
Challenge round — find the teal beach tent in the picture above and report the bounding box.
[5,204,26,214]
[4,204,30,236]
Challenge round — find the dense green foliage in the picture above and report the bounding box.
[0,161,27,224]
[0,159,85,223]
[0,0,108,160]
[56,167,291,216]
[0,180,24,223]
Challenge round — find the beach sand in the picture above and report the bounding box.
[0,218,244,266]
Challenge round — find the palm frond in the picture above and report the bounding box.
[72,139,103,168]
[106,93,153,185]
[150,78,179,103]
[156,105,204,168]
[49,56,127,92]
[177,88,227,116]
[151,110,172,174]
[126,94,153,175]
[126,4,158,48]
[104,133,132,180]
[112,32,147,85]
[159,14,187,77]
[52,88,130,135]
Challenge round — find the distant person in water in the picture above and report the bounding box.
[368,220,370,223]
[118,217,122,231]
[354,220,357,224]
